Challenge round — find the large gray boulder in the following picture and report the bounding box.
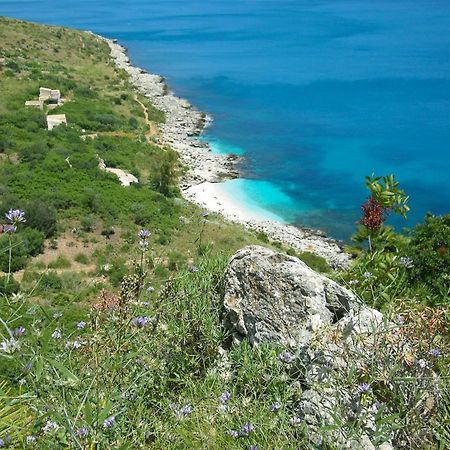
[223,245,356,346]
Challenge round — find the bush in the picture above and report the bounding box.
[286,248,332,273]
[80,215,95,232]
[74,253,89,265]
[0,228,45,272]
[406,214,450,296]
[38,272,63,291]
[47,255,71,269]
[24,200,57,237]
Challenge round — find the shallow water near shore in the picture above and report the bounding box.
[2,0,450,240]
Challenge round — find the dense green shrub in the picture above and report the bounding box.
[24,200,57,237]
[38,271,63,291]
[74,253,89,265]
[0,228,45,272]
[286,247,332,273]
[406,214,450,295]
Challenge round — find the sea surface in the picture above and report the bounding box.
[2,0,450,240]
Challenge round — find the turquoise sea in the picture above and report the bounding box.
[2,0,450,240]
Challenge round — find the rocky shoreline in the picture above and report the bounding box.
[93,33,351,268]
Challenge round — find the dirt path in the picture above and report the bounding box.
[134,95,160,144]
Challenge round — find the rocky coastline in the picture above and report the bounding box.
[94,33,351,269]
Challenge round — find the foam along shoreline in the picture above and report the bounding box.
[94,33,351,268]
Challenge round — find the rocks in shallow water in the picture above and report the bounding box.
[223,245,356,346]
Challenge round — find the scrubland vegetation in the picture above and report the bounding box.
[0,17,448,449]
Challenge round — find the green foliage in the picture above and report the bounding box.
[74,253,90,265]
[148,149,179,196]
[406,214,450,297]
[0,228,45,272]
[353,174,409,254]
[80,214,95,232]
[47,255,71,269]
[0,380,31,442]
[365,174,410,217]
[0,275,20,295]
[286,248,332,273]
[38,271,63,291]
[24,199,57,238]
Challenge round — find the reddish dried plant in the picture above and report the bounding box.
[91,289,119,313]
[360,197,386,231]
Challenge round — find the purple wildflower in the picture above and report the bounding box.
[131,316,150,328]
[138,229,151,239]
[26,435,36,445]
[219,391,231,403]
[138,240,149,250]
[218,404,228,413]
[399,256,414,268]
[21,361,33,373]
[396,314,404,325]
[180,405,192,415]
[169,402,192,420]
[429,348,441,357]
[103,416,115,428]
[0,337,18,353]
[363,271,372,279]
[76,321,86,330]
[3,225,17,233]
[202,211,209,217]
[357,383,370,394]
[269,402,282,412]
[42,421,58,434]
[75,427,89,438]
[0,439,4,448]
[5,209,25,224]
[190,265,199,273]
[278,350,294,363]
[290,416,301,425]
[146,286,155,292]
[51,329,62,339]
[228,430,238,438]
[12,326,25,337]
[248,446,258,450]
[65,340,82,350]
[239,423,254,436]
[169,402,178,412]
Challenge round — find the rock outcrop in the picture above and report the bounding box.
[223,245,356,346]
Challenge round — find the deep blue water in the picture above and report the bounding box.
[2,0,450,239]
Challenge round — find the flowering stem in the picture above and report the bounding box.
[6,235,12,286]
